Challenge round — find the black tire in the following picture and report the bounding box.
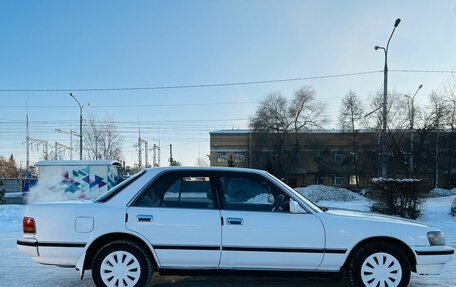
[92,240,154,287]
[347,242,411,287]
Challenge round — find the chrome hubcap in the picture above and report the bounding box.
[361,252,402,287]
[100,250,141,287]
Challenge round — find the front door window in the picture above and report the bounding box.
[218,173,289,212]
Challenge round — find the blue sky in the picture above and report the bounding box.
[1,0,456,166]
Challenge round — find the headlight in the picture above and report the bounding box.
[427,231,446,245]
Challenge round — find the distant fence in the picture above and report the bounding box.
[0,178,38,193]
[1,178,38,204]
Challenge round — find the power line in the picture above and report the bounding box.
[0,69,453,93]
[0,101,259,109]
[0,70,383,92]
[390,69,456,74]
[0,118,249,124]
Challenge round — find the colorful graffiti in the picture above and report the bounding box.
[49,166,117,199]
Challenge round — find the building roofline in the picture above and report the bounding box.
[210,129,379,134]
[35,160,122,166]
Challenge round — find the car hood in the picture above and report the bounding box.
[324,208,429,228]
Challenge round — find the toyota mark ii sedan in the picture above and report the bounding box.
[17,167,454,287]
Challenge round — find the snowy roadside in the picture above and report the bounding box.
[0,189,454,286]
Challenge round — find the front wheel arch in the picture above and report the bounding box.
[83,232,158,271]
[343,236,417,273]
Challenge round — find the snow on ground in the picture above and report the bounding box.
[428,188,456,198]
[0,187,454,286]
[0,204,95,286]
[296,185,372,212]
[296,185,366,202]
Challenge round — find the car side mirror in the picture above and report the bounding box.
[289,199,306,214]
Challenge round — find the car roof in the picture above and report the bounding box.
[143,166,269,175]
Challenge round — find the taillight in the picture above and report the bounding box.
[23,217,36,234]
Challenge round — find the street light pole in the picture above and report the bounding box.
[375,18,401,178]
[70,93,90,160]
[405,84,423,175]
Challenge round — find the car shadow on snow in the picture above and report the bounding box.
[153,274,350,287]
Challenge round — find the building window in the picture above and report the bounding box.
[218,153,228,163]
[334,176,343,185]
[334,152,342,163]
[349,175,358,185]
[235,152,246,162]
[316,176,324,185]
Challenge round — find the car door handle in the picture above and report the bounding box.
[137,215,153,222]
[226,218,243,225]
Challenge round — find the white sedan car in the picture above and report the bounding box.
[17,167,453,287]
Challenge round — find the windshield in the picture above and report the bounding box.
[96,170,146,203]
[265,172,322,213]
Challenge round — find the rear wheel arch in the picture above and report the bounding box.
[83,232,158,270]
[343,236,417,273]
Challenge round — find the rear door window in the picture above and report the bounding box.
[133,171,217,209]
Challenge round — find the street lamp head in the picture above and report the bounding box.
[69,93,74,97]
[418,84,423,89]
[374,46,380,50]
[87,103,92,107]
[394,18,401,27]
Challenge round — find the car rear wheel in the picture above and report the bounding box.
[92,240,153,287]
[347,242,411,287]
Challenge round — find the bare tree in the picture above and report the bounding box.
[428,92,448,187]
[250,86,326,177]
[442,75,456,187]
[83,115,123,161]
[0,154,18,178]
[170,159,182,166]
[339,91,364,190]
[194,157,209,166]
[364,91,410,176]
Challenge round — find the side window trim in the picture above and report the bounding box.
[128,171,168,207]
[131,170,220,210]
[210,171,222,210]
[162,171,218,210]
[215,171,311,214]
[214,171,286,212]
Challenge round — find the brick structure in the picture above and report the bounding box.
[210,129,453,189]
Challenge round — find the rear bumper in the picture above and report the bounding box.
[17,239,86,267]
[17,238,39,258]
[414,246,454,275]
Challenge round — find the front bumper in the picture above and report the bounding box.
[414,246,454,275]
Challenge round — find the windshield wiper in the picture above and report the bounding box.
[319,206,329,211]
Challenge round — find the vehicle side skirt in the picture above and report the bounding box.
[157,268,342,278]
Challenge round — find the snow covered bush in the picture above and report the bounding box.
[370,178,426,219]
[451,198,456,217]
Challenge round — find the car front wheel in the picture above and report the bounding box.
[92,240,153,287]
[347,242,411,287]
